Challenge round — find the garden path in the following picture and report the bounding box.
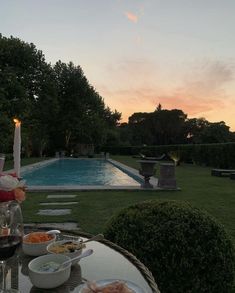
[27,194,80,231]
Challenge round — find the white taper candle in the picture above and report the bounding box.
[13,119,21,178]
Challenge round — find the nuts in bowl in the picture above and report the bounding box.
[23,232,56,256]
[47,240,85,265]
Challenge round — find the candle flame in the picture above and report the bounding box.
[13,118,21,126]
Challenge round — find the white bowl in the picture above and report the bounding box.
[23,231,56,256]
[47,239,84,265]
[28,253,71,289]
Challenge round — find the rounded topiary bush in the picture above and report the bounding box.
[104,200,235,293]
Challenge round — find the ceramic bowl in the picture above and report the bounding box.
[47,239,84,265]
[23,231,56,256]
[28,253,71,289]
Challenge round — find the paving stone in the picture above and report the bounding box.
[39,202,78,206]
[25,222,80,230]
[47,194,77,199]
[37,209,71,216]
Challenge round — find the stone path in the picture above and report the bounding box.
[37,209,71,216]
[25,222,80,231]
[47,194,77,199]
[39,202,78,206]
[27,194,80,230]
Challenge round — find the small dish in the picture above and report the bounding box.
[78,279,145,293]
[28,253,71,289]
[47,239,85,265]
[23,231,56,256]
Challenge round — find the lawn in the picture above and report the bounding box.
[3,157,51,171]
[11,155,235,249]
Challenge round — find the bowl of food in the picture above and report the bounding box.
[23,231,56,256]
[47,239,85,265]
[28,253,71,289]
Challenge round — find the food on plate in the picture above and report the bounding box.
[82,281,135,293]
[23,232,54,243]
[49,241,84,253]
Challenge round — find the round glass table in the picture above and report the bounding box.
[1,227,160,293]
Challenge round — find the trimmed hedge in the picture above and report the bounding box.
[104,200,235,293]
[102,142,235,168]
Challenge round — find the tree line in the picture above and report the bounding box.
[117,104,235,147]
[0,34,120,156]
[0,34,234,157]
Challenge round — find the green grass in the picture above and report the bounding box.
[17,155,235,247]
[3,157,52,171]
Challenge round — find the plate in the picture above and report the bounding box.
[78,279,145,293]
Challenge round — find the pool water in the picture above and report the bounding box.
[22,159,141,186]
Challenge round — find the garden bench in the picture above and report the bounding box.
[211,169,235,177]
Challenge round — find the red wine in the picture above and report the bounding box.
[0,235,21,260]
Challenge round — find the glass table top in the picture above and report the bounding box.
[1,232,159,293]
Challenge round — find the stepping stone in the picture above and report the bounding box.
[39,202,78,206]
[25,222,80,230]
[37,209,71,216]
[47,194,77,199]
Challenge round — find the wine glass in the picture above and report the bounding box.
[0,201,23,293]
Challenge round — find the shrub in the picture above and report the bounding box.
[104,200,235,293]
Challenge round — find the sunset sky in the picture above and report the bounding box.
[1,0,235,130]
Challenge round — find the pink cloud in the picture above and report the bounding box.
[152,93,224,116]
[125,11,138,23]
[96,59,234,125]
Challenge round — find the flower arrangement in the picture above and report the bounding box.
[0,174,26,202]
[0,174,25,191]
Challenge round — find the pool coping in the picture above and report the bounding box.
[7,158,167,192]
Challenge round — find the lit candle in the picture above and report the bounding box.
[13,118,21,178]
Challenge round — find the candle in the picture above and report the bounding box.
[13,118,21,178]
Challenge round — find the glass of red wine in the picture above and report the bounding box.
[0,201,23,293]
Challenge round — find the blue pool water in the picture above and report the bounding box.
[22,159,141,186]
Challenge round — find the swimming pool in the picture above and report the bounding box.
[22,158,142,188]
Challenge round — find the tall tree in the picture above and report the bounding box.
[199,121,231,143]
[128,112,150,145]
[185,118,209,143]
[0,34,58,155]
[128,109,187,145]
[53,61,121,152]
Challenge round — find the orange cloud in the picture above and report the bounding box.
[95,59,235,129]
[152,93,225,116]
[125,11,138,23]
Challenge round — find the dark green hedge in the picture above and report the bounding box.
[102,142,235,168]
[104,200,235,293]
[101,146,143,155]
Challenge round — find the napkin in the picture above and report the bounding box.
[0,174,26,191]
